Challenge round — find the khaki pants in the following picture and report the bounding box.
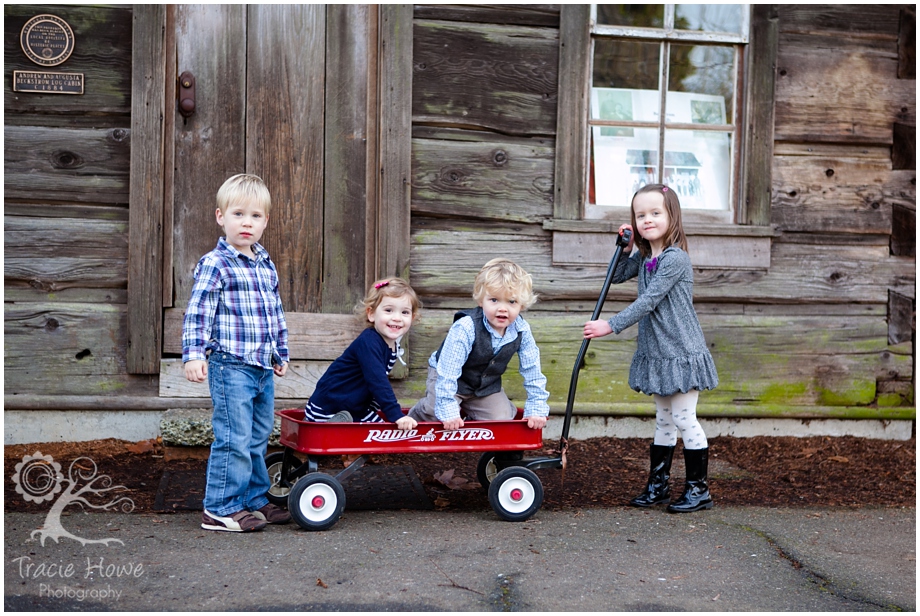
[408,366,516,422]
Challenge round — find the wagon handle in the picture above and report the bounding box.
[559,229,632,449]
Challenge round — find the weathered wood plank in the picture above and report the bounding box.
[4,126,130,203]
[4,303,157,396]
[551,231,770,269]
[162,308,366,360]
[772,152,899,234]
[774,32,914,143]
[160,358,329,399]
[742,4,778,227]
[128,4,167,374]
[4,203,128,221]
[247,4,326,313]
[4,288,127,304]
[4,216,127,259]
[412,19,558,136]
[414,5,560,28]
[400,309,912,413]
[4,5,133,115]
[553,4,591,221]
[172,5,247,309]
[409,219,915,303]
[5,257,127,290]
[378,4,414,280]
[324,4,371,313]
[779,4,901,36]
[412,137,554,223]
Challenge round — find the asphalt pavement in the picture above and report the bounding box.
[4,505,915,612]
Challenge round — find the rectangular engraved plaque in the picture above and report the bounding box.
[13,70,84,94]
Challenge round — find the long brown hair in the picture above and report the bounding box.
[630,183,688,258]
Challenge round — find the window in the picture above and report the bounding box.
[589,5,747,222]
[550,4,777,268]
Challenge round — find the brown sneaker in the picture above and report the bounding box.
[201,509,267,532]
[251,503,291,525]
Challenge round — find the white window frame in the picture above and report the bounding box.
[548,4,778,269]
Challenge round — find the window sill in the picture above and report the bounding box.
[543,219,775,269]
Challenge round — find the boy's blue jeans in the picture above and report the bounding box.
[204,352,274,516]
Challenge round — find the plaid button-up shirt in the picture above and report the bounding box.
[182,237,289,370]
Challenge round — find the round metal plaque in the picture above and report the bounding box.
[20,14,75,67]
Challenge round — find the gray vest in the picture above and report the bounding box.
[436,307,522,397]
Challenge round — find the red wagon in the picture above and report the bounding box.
[266,230,633,531]
[266,408,554,530]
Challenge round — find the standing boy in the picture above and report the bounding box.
[183,173,291,532]
[408,258,550,431]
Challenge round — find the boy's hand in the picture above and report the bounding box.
[395,416,417,431]
[273,362,288,377]
[184,360,207,383]
[526,416,547,430]
[442,417,464,431]
[584,319,613,339]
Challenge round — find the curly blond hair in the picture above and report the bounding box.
[472,258,537,310]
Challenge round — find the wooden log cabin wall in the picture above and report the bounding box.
[3,4,915,442]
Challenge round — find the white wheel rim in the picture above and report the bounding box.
[497,476,535,514]
[484,459,498,483]
[298,483,338,523]
[267,462,289,497]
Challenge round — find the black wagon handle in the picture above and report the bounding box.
[558,229,632,449]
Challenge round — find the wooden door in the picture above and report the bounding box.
[156,5,413,395]
[171,4,350,313]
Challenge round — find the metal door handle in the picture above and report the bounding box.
[178,71,196,118]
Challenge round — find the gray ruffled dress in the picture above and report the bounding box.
[608,246,718,397]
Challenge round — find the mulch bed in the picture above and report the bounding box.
[5,434,914,514]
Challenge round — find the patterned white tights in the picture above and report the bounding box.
[652,390,708,449]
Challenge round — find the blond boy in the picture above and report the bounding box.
[408,258,550,430]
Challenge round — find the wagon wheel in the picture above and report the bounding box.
[289,474,346,531]
[265,451,301,507]
[476,451,523,491]
[488,467,543,522]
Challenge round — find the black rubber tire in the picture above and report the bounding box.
[264,451,300,507]
[288,474,346,531]
[487,466,543,522]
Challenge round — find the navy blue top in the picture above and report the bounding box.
[308,327,403,422]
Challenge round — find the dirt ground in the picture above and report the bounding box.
[5,433,915,513]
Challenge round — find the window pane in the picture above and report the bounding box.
[663,129,731,210]
[593,39,659,91]
[597,5,663,28]
[591,125,661,208]
[667,44,734,124]
[675,4,744,34]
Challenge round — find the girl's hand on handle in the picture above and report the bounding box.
[619,224,634,252]
[584,319,613,339]
[395,415,417,431]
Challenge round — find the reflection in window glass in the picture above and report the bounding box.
[664,129,732,210]
[676,4,744,34]
[593,40,660,92]
[597,5,663,28]
[591,127,661,208]
[667,44,735,124]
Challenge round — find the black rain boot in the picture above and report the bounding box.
[667,447,713,513]
[629,444,675,507]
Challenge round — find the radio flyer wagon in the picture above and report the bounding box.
[266,231,632,531]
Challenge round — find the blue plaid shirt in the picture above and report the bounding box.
[182,237,289,370]
[429,312,550,421]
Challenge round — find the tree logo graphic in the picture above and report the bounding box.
[12,452,135,546]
